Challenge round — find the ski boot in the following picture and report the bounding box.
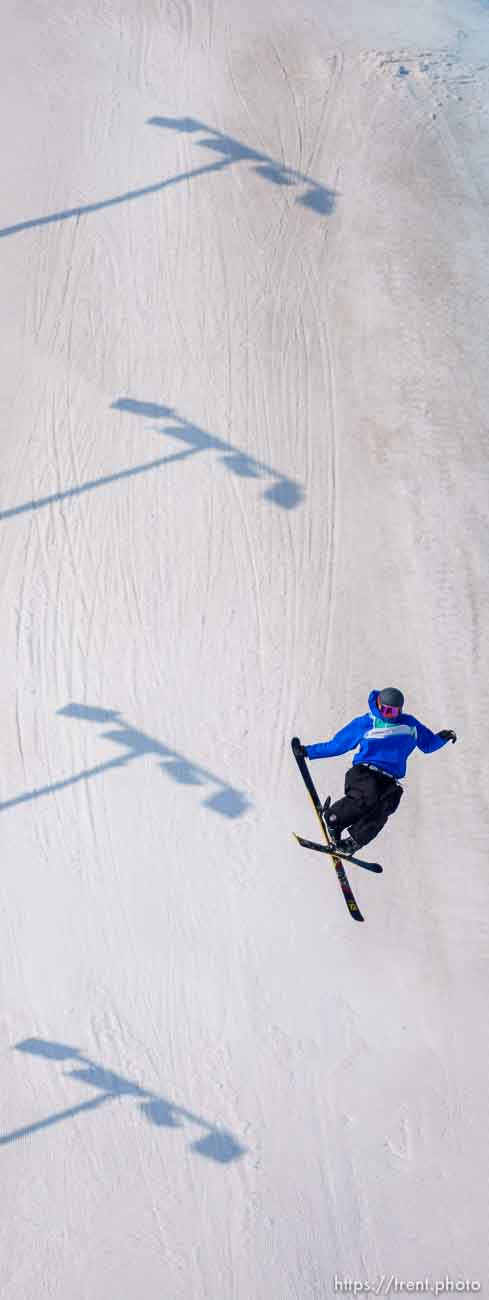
[337,835,359,857]
[322,798,343,847]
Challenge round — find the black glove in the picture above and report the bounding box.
[438,729,457,744]
[291,737,308,757]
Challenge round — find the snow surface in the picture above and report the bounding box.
[1,1,489,1296]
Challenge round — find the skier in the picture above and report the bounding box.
[294,688,456,854]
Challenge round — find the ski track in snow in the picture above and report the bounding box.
[1,1,488,1297]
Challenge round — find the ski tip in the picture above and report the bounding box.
[343,892,365,921]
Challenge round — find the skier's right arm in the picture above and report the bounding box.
[305,716,365,760]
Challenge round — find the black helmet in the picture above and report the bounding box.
[378,687,404,709]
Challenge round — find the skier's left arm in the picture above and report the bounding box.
[416,720,457,753]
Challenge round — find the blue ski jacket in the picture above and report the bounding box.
[305,690,448,780]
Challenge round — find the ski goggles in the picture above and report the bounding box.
[379,703,402,718]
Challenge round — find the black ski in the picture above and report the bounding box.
[291,737,364,922]
[292,833,382,873]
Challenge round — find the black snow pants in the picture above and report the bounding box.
[328,764,403,849]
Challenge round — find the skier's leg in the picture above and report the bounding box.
[349,781,403,849]
[346,805,390,849]
[326,766,378,834]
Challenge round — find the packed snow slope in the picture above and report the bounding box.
[1,1,488,1296]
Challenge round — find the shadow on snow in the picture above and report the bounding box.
[0,115,336,239]
[0,399,303,520]
[0,703,250,820]
[1,1038,246,1164]
[148,117,336,216]
[112,398,303,509]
